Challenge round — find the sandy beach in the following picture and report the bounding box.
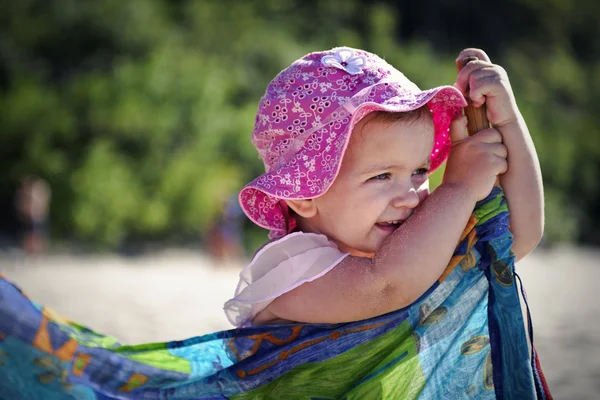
[2,246,598,399]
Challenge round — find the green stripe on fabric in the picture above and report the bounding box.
[231,320,424,400]
[346,351,408,391]
[113,344,191,374]
[474,192,508,226]
[63,322,121,349]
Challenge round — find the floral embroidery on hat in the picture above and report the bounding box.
[240,47,467,238]
[321,48,366,75]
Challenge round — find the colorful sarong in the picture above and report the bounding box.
[0,187,552,399]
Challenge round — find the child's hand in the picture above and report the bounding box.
[443,115,508,202]
[454,48,544,261]
[454,48,519,127]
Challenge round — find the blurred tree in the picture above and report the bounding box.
[0,0,598,249]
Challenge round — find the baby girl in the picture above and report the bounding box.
[224,47,544,328]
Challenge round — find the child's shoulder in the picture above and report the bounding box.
[223,232,349,327]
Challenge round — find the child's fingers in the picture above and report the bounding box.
[456,48,492,65]
[493,154,509,175]
[467,67,509,108]
[471,128,503,144]
[487,142,508,159]
[449,115,469,145]
[454,60,493,95]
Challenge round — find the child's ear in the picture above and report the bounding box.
[285,199,317,218]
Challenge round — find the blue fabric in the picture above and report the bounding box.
[0,187,552,399]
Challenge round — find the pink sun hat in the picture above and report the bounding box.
[239,47,467,239]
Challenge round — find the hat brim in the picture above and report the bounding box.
[239,85,467,236]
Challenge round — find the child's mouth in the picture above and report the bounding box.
[375,221,402,232]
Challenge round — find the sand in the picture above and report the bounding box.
[2,246,598,399]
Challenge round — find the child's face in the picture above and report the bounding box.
[308,113,434,257]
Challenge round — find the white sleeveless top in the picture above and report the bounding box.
[223,232,349,327]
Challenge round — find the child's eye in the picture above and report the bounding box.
[369,172,391,181]
[412,168,429,176]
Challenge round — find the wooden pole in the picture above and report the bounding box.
[457,56,500,186]
[457,56,490,135]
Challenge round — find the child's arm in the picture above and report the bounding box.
[265,116,507,324]
[455,48,544,261]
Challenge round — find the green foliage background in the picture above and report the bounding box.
[1,0,599,251]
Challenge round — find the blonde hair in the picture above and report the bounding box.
[368,106,433,125]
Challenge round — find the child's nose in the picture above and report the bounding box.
[390,187,420,209]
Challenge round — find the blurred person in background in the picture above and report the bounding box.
[205,194,244,263]
[15,176,51,255]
